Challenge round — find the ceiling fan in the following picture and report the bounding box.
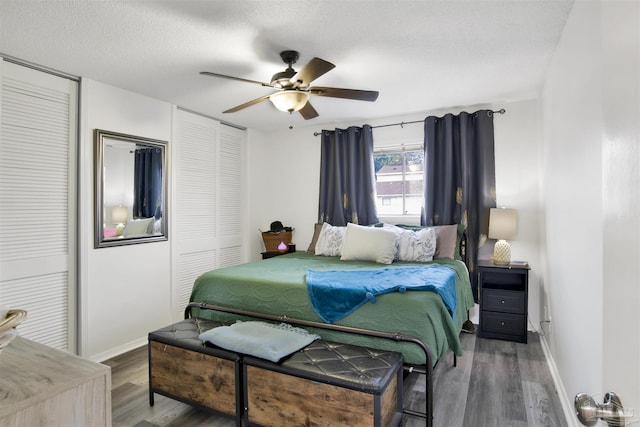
[200,50,379,120]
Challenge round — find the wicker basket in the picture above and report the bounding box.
[0,309,27,353]
[262,231,293,253]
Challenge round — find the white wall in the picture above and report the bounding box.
[246,128,272,253]
[541,0,639,420]
[103,142,134,225]
[600,2,640,416]
[492,100,544,328]
[246,122,323,257]
[79,79,173,360]
[248,99,545,328]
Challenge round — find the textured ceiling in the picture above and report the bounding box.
[0,0,574,132]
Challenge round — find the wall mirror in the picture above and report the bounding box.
[94,129,168,248]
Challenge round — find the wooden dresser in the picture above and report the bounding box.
[0,336,111,427]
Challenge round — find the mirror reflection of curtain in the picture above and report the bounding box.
[318,125,379,226]
[133,147,163,219]
[421,110,496,300]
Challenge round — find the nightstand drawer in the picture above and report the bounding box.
[480,311,525,336]
[482,289,525,314]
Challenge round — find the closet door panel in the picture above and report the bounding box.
[217,124,244,267]
[0,61,77,351]
[173,110,218,319]
[172,110,246,320]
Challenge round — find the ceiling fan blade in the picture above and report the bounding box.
[291,58,335,86]
[223,95,272,113]
[299,101,319,120]
[200,71,272,87]
[310,86,379,102]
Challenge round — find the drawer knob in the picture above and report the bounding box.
[501,321,505,326]
[501,300,505,304]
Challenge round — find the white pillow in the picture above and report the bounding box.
[340,223,397,264]
[151,218,162,234]
[314,223,347,256]
[123,217,154,237]
[383,224,437,262]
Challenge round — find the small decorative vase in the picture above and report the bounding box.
[0,309,27,354]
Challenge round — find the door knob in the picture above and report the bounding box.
[575,392,625,426]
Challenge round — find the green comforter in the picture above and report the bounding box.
[189,252,475,366]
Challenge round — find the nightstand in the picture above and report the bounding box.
[477,260,529,343]
[261,251,286,259]
[261,244,296,259]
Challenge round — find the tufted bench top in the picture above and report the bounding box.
[245,339,403,394]
[148,317,238,358]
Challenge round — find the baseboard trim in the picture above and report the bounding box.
[91,336,147,363]
[539,333,578,427]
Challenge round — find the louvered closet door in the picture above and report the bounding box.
[217,124,245,266]
[173,109,246,320]
[0,61,77,351]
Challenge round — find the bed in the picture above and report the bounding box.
[188,223,476,367]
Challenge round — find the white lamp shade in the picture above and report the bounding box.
[269,90,310,112]
[488,208,517,240]
[111,206,128,224]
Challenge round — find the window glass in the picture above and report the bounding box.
[374,148,423,215]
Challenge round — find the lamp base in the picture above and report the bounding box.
[492,239,511,265]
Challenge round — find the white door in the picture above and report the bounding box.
[171,109,246,320]
[0,60,78,351]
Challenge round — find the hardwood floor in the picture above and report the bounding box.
[104,329,567,427]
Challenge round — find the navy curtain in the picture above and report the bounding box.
[421,110,496,299]
[318,125,379,226]
[133,147,163,219]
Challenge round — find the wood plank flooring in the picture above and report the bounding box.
[104,329,568,427]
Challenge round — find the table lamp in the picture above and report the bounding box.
[111,206,128,236]
[489,207,517,265]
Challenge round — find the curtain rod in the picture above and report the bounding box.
[313,108,505,136]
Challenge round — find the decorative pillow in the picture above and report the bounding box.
[123,217,154,237]
[382,224,436,262]
[455,223,465,261]
[340,223,397,264]
[431,224,458,259]
[390,223,462,260]
[314,223,347,256]
[306,223,323,253]
[103,228,117,238]
[150,218,162,234]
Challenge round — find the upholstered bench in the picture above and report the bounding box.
[148,318,242,426]
[149,318,404,427]
[243,339,404,427]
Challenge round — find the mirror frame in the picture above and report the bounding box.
[94,129,168,248]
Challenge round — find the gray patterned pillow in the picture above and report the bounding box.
[383,224,437,262]
[314,223,347,256]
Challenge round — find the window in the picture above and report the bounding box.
[374,147,423,215]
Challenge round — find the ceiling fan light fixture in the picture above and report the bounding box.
[269,90,310,113]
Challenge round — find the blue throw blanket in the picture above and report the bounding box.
[306,265,456,323]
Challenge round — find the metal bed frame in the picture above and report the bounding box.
[185,301,438,426]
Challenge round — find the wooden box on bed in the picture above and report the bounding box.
[243,340,403,427]
[148,318,242,425]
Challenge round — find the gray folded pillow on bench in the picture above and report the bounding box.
[199,320,320,363]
